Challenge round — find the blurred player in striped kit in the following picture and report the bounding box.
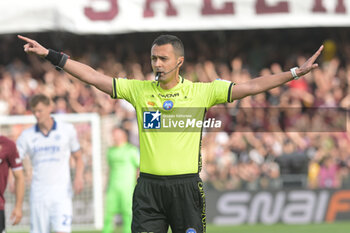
[0,135,24,232]
[103,127,139,233]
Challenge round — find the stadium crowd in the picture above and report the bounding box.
[1,29,350,191]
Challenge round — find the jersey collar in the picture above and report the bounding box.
[35,118,57,137]
[157,75,185,91]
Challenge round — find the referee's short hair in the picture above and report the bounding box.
[152,35,184,57]
[29,94,51,109]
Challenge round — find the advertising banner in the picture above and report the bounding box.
[206,188,350,224]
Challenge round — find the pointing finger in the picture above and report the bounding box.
[318,45,324,52]
[313,45,323,57]
[17,35,34,44]
[308,45,324,64]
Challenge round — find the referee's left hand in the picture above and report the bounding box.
[295,45,324,77]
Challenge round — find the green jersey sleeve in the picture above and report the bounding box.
[206,79,235,107]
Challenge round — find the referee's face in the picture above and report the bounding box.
[151,43,180,82]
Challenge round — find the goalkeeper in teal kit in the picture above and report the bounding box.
[103,127,139,233]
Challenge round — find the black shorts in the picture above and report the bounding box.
[132,173,206,233]
[0,210,5,232]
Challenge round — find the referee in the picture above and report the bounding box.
[19,34,323,233]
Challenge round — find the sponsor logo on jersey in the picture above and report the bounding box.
[163,100,174,110]
[186,228,197,233]
[15,158,21,164]
[143,110,161,129]
[33,145,60,154]
[0,159,2,164]
[147,101,155,106]
[158,93,179,98]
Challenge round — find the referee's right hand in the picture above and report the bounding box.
[18,35,49,58]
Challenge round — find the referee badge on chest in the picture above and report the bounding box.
[186,228,197,233]
[163,100,174,110]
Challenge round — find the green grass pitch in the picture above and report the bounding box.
[9,222,350,233]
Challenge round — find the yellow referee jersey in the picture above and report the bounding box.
[112,76,234,175]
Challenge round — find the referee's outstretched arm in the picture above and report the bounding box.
[19,35,323,102]
[230,45,323,100]
[18,35,114,96]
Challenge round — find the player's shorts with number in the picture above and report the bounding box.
[30,197,72,233]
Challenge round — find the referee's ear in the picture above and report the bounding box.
[177,57,184,68]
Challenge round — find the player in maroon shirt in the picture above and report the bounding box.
[0,135,25,232]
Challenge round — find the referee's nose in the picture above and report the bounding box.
[152,57,163,71]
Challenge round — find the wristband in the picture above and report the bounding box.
[45,49,69,71]
[290,67,299,80]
